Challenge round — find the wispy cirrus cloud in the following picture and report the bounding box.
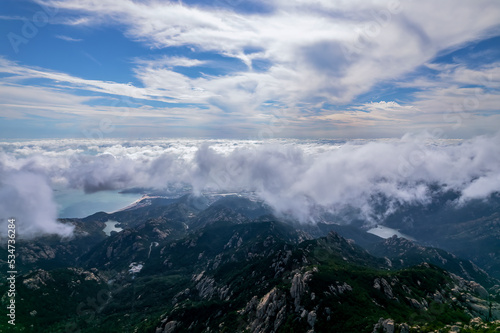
[0,15,26,21]
[0,57,212,103]
[55,34,83,42]
[36,0,500,106]
[134,56,207,68]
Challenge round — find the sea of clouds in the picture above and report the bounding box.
[1,133,499,239]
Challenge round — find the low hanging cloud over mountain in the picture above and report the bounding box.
[0,171,74,239]
[1,133,500,238]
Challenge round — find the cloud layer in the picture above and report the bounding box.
[1,134,499,238]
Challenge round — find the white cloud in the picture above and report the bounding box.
[0,81,218,125]
[0,15,26,21]
[55,34,83,42]
[313,101,417,126]
[0,171,74,239]
[0,57,218,105]
[1,1,499,138]
[1,134,500,234]
[135,56,207,68]
[405,62,500,124]
[36,0,500,109]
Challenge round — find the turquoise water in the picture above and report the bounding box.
[54,189,142,218]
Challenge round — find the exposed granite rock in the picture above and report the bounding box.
[449,273,500,320]
[22,270,54,290]
[307,310,317,328]
[372,318,395,333]
[161,320,178,333]
[192,271,232,301]
[245,287,287,333]
[374,278,396,300]
[290,271,313,312]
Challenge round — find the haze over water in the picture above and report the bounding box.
[54,188,143,218]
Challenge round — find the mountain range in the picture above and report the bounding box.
[1,193,500,332]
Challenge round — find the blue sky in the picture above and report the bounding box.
[0,0,499,139]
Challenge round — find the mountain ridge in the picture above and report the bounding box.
[1,193,500,332]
